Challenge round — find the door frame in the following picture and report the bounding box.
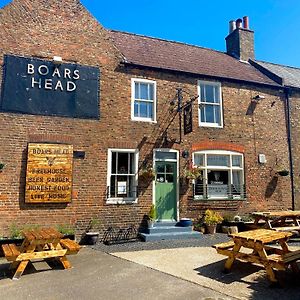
[153,148,179,221]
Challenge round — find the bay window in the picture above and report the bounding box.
[193,150,245,200]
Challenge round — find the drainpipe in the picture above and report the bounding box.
[285,87,295,210]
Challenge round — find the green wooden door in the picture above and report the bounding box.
[155,162,177,221]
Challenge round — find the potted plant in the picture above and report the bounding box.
[204,209,223,234]
[147,204,157,228]
[85,218,100,245]
[140,167,156,181]
[183,166,202,180]
[57,224,75,240]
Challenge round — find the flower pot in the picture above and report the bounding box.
[85,232,99,245]
[147,220,155,228]
[206,224,217,234]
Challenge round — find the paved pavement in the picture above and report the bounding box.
[1,235,300,300]
[0,247,232,300]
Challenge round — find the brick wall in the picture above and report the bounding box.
[0,0,292,239]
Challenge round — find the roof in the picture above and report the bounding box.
[253,60,300,89]
[109,30,279,87]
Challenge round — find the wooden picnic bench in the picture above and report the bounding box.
[251,211,300,234]
[213,229,300,283]
[1,227,80,280]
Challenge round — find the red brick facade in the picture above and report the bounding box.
[0,0,292,239]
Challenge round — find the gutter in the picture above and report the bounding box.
[120,61,282,90]
[285,87,295,210]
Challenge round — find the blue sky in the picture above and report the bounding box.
[1,0,300,67]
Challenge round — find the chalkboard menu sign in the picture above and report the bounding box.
[25,143,73,203]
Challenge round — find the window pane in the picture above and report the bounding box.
[139,83,148,100]
[194,154,204,166]
[155,151,177,160]
[200,85,205,101]
[214,86,220,103]
[129,153,134,174]
[118,153,128,174]
[156,164,164,173]
[200,106,205,122]
[207,155,229,166]
[207,170,228,198]
[166,174,174,183]
[232,170,242,195]
[205,105,214,123]
[232,155,242,167]
[111,152,116,174]
[147,103,153,119]
[110,175,116,197]
[204,85,214,103]
[135,82,140,99]
[214,105,221,125]
[166,164,174,173]
[139,101,148,118]
[149,84,154,100]
[134,102,139,117]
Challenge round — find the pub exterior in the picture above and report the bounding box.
[0,0,292,239]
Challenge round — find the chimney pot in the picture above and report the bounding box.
[243,16,249,29]
[229,20,236,34]
[236,18,243,28]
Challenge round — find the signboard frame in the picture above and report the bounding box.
[25,143,73,203]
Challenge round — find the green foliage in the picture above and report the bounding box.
[9,224,23,239]
[204,209,223,225]
[89,218,101,230]
[222,213,235,222]
[148,204,157,221]
[57,224,75,235]
[184,166,202,180]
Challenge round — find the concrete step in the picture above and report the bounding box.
[144,226,193,234]
[154,221,177,227]
[139,231,202,242]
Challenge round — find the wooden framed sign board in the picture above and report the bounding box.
[25,143,73,203]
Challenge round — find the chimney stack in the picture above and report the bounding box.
[225,16,254,62]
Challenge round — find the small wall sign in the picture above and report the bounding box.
[25,143,73,203]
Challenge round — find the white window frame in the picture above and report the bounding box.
[106,148,139,204]
[131,78,157,123]
[192,150,244,200]
[198,80,223,128]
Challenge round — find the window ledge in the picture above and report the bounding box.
[131,118,157,124]
[106,198,138,205]
[199,123,223,128]
[193,197,246,201]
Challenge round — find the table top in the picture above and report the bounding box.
[22,227,63,242]
[229,229,292,244]
[251,211,300,218]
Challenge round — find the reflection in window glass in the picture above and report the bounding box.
[155,151,177,160]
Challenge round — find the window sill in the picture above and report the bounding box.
[199,123,223,128]
[193,197,246,201]
[131,118,157,124]
[106,198,138,205]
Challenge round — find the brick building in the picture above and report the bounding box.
[251,60,300,211]
[0,1,292,239]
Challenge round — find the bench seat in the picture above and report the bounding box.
[212,240,235,250]
[60,239,81,254]
[2,244,20,261]
[273,226,300,233]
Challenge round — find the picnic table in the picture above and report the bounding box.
[1,227,80,280]
[251,211,300,233]
[213,229,300,283]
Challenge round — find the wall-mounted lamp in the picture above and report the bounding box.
[182,150,189,159]
[53,56,63,65]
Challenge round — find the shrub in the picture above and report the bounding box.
[204,209,223,225]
